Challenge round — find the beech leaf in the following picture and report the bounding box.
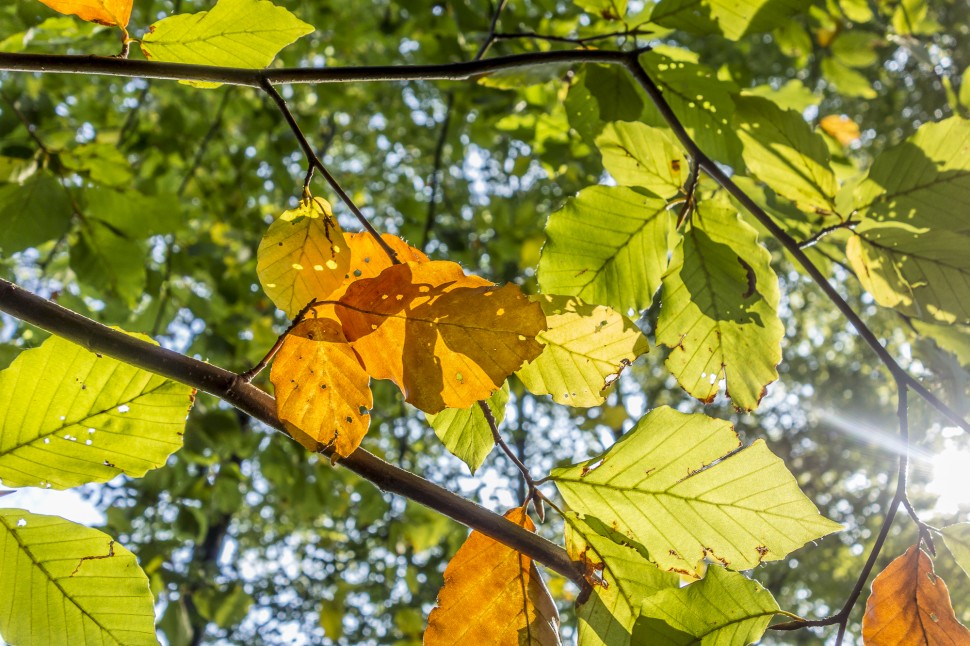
[941,523,970,580]
[425,508,561,645]
[550,406,842,576]
[862,544,970,645]
[35,0,132,28]
[426,382,508,474]
[596,122,687,199]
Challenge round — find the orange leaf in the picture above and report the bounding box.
[820,115,861,146]
[344,232,429,281]
[36,0,132,27]
[862,544,970,645]
[335,260,546,413]
[425,508,561,645]
[270,318,372,457]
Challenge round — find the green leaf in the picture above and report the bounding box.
[61,142,133,188]
[0,172,72,254]
[574,0,627,20]
[912,320,970,366]
[650,0,805,40]
[585,65,644,123]
[633,566,780,646]
[845,220,970,325]
[194,584,253,629]
[538,186,672,313]
[852,117,970,233]
[941,523,970,580]
[735,96,838,214]
[831,31,881,68]
[656,203,784,410]
[743,80,820,113]
[426,382,508,474]
[820,58,876,99]
[596,122,687,199]
[550,406,842,576]
[0,509,157,645]
[0,333,195,489]
[565,513,679,646]
[71,219,147,307]
[640,53,740,166]
[84,187,182,237]
[517,295,648,407]
[140,0,314,87]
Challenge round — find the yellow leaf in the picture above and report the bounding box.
[862,544,970,645]
[820,114,861,146]
[36,0,132,27]
[335,260,546,414]
[270,318,372,457]
[256,197,351,318]
[343,232,429,281]
[425,508,561,645]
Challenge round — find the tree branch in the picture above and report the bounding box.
[0,278,586,588]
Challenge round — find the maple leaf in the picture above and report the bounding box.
[334,260,546,414]
[35,0,133,28]
[862,544,970,645]
[270,318,372,457]
[425,508,561,645]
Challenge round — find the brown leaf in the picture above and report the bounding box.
[270,318,372,457]
[425,508,561,645]
[335,260,546,413]
[863,544,970,645]
[36,0,132,27]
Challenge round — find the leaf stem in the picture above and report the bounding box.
[478,399,540,516]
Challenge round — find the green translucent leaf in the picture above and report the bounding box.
[845,220,970,325]
[538,186,672,313]
[912,321,970,366]
[852,117,970,233]
[0,333,195,489]
[941,523,970,580]
[650,0,805,40]
[743,80,820,113]
[71,219,147,307]
[517,295,648,407]
[656,203,784,410]
[61,142,133,188]
[550,406,842,576]
[585,65,644,123]
[140,0,314,87]
[565,513,678,646]
[596,122,686,199]
[831,31,881,68]
[574,0,627,20]
[0,172,72,254]
[0,155,38,183]
[633,566,780,646]
[426,382,508,474]
[84,187,182,237]
[820,58,876,99]
[0,509,157,645]
[641,53,740,165]
[735,96,838,214]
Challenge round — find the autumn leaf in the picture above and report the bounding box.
[862,544,970,645]
[256,197,351,318]
[270,318,372,457]
[344,232,429,281]
[335,260,545,414]
[35,0,132,28]
[820,114,861,146]
[425,508,561,645]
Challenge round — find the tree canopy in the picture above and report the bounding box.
[1,0,969,644]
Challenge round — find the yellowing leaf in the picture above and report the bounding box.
[820,114,861,146]
[335,261,545,414]
[36,0,132,28]
[862,544,970,645]
[257,197,350,318]
[550,406,842,576]
[343,232,429,281]
[270,318,372,457]
[517,295,648,407]
[425,508,561,645]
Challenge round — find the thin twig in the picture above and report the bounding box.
[238,300,320,382]
[676,156,699,228]
[258,78,400,265]
[479,400,539,514]
[475,0,510,61]
[797,220,858,249]
[421,92,454,250]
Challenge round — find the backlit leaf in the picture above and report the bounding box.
[656,203,784,410]
[596,122,687,199]
[650,0,805,40]
[517,294,648,407]
[426,382,508,474]
[271,318,372,457]
[0,172,72,255]
[140,0,314,86]
[941,523,970,580]
[846,220,970,325]
[565,513,678,646]
[820,114,862,146]
[35,0,132,28]
[538,186,672,313]
[862,544,970,644]
[71,219,146,307]
[574,0,627,20]
[0,333,195,489]
[735,96,838,214]
[425,508,561,645]
[633,566,780,646]
[550,406,842,576]
[257,197,351,318]
[0,510,156,645]
[336,261,545,414]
